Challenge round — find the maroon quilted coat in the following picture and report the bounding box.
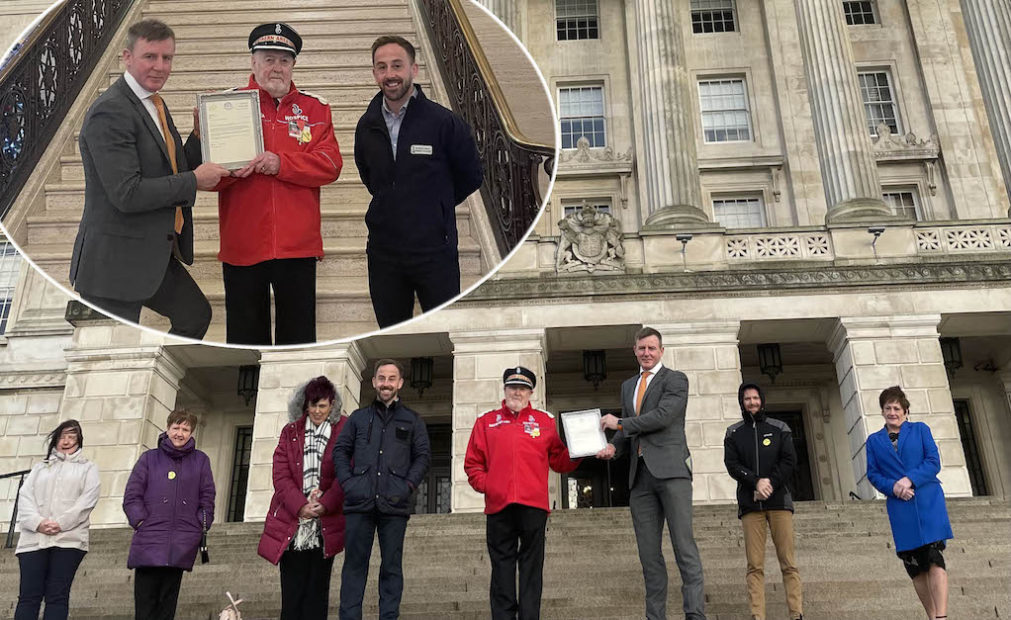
[257,413,346,563]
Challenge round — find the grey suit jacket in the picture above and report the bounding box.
[612,366,693,485]
[70,76,202,301]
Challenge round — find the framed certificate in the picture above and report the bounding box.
[197,91,263,169]
[560,408,607,458]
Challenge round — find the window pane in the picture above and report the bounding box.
[0,241,22,335]
[859,71,901,135]
[698,78,752,143]
[713,196,766,228]
[691,0,736,33]
[557,0,599,40]
[559,86,607,148]
[844,1,877,25]
[882,190,921,220]
[563,202,612,217]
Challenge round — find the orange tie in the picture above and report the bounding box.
[635,371,649,456]
[150,94,184,234]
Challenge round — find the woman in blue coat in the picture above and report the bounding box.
[866,385,952,620]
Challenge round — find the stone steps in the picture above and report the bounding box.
[0,500,1007,619]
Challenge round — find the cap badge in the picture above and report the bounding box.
[275,23,282,34]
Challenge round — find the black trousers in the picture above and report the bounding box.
[486,504,548,620]
[279,546,336,620]
[15,547,86,620]
[134,566,184,620]
[81,258,211,339]
[222,257,316,345]
[367,248,460,328]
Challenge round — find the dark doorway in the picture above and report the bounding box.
[769,411,816,501]
[226,426,253,522]
[559,408,630,508]
[953,400,989,496]
[414,423,452,514]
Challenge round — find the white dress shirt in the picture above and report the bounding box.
[124,70,166,142]
[632,361,664,414]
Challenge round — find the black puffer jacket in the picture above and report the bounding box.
[724,383,797,518]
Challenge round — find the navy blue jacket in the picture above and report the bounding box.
[333,398,431,516]
[724,383,796,518]
[354,84,483,257]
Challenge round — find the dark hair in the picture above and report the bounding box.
[166,409,198,430]
[878,385,910,412]
[373,358,405,378]
[371,35,416,64]
[302,376,337,412]
[126,19,175,51]
[46,419,83,458]
[635,326,663,346]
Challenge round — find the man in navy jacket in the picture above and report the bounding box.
[333,359,430,619]
[355,35,483,328]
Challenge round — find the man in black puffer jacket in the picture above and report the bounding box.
[724,383,804,620]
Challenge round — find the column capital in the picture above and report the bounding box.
[650,321,742,347]
[828,315,942,353]
[449,328,546,355]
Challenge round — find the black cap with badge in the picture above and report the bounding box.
[503,366,536,390]
[248,22,302,57]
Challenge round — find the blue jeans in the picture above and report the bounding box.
[339,511,409,620]
[15,547,87,620]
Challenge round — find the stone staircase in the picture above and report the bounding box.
[19,0,489,343]
[1,498,1007,619]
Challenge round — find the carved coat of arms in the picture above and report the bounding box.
[555,203,625,273]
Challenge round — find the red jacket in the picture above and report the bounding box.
[464,401,580,515]
[257,414,346,564]
[213,76,342,266]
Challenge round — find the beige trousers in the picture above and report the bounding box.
[742,509,803,620]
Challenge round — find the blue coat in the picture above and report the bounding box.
[865,421,952,552]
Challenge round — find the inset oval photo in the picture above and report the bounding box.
[0,0,556,347]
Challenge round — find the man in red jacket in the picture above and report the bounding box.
[211,23,342,345]
[464,367,580,620]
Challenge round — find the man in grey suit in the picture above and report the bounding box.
[70,19,229,338]
[597,326,706,620]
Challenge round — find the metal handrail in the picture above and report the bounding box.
[0,0,135,219]
[418,0,556,257]
[3,469,32,549]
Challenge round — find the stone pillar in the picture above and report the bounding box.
[449,329,546,513]
[960,0,1011,202]
[827,316,972,500]
[654,322,742,503]
[631,0,707,228]
[476,0,521,38]
[244,343,367,521]
[59,324,187,526]
[794,0,891,222]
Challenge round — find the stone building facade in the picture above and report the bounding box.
[3,0,1011,528]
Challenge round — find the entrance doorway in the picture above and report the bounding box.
[559,408,630,508]
[772,411,815,501]
[953,400,989,496]
[226,426,253,522]
[414,423,452,513]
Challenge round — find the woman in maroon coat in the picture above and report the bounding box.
[257,376,346,619]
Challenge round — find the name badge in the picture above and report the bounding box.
[410,144,433,156]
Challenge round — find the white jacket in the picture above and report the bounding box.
[16,449,101,554]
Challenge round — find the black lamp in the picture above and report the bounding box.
[757,343,782,383]
[939,337,963,378]
[237,365,260,406]
[410,357,434,397]
[582,350,607,390]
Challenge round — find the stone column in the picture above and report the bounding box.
[58,324,187,526]
[449,329,546,513]
[476,0,521,38]
[654,322,742,503]
[794,0,891,222]
[827,316,972,500]
[960,0,1011,203]
[244,343,367,521]
[632,0,708,228]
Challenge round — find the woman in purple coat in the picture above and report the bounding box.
[122,410,215,620]
[257,376,346,620]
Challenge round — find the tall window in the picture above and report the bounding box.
[226,426,254,522]
[698,78,752,143]
[953,400,989,496]
[858,70,901,136]
[691,0,737,33]
[882,188,922,220]
[0,241,21,335]
[559,86,606,149]
[843,1,877,25]
[713,195,766,228]
[556,0,599,40]
[562,200,612,217]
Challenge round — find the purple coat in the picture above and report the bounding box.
[123,433,216,570]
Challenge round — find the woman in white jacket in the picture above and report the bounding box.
[15,419,100,620]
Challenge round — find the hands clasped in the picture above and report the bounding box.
[36,518,62,535]
[892,476,915,501]
[298,488,326,518]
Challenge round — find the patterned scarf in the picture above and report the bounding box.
[292,416,330,551]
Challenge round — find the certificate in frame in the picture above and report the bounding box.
[560,408,607,458]
[197,90,264,170]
